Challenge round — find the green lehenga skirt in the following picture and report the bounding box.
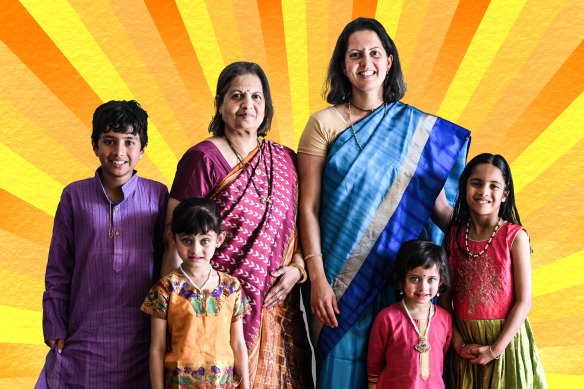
[446,317,547,389]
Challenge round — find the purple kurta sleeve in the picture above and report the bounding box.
[42,187,75,341]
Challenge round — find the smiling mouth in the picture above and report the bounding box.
[358,70,375,76]
[112,161,127,166]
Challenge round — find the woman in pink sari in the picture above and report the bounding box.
[161,62,313,388]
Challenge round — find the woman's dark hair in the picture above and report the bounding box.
[171,198,223,236]
[389,240,450,294]
[444,153,522,255]
[324,17,406,105]
[92,100,148,149]
[208,61,274,137]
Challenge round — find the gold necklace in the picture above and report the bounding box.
[465,218,503,258]
[347,101,389,151]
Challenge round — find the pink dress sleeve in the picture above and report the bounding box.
[170,141,231,200]
[367,309,390,386]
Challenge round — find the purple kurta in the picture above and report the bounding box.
[37,169,168,389]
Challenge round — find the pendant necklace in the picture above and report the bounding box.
[179,264,213,301]
[225,136,272,204]
[401,299,433,380]
[465,218,502,258]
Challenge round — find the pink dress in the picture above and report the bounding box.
[368,302,452,388]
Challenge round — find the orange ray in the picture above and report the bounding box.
[392,0,431,78]
[0,343,46,378]
[418,0,490,114]
[0,189,53,249]
[472,0,584,156]
[0,268,44,311]
[531,284,584,324]
[144,0,215,145]
[328,0,353,55]
[352,0,378,20]
[539,345,584,375]
[0,229,48,282]
[257,0,290,146]
[106,0,198,155]
[456,0,563,133]
[0,0,101,126]
[493,41,584,162]
[401,0,459,106]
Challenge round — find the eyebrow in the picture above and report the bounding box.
[230,88,263,94]
[347,46,383,51]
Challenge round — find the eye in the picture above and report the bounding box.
[370,49,381,57]
[231,92,242,99]
[126,140,135,146]
[181,238,192,245]
[348,52,361,59]
[428,277,438,284]
[409,276,419,283]
[201,238,210,245]
[252,93,263,100]
[103,139,114,145]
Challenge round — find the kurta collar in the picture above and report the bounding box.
[94,167,139,204]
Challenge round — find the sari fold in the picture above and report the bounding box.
[315,102,470,387]
[210,140,313,388]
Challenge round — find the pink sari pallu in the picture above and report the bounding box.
[210,139,298,354]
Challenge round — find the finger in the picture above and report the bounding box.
[332,296,340,315]
[57,339,65,354]
[323,301,338,328]
[316,307,331,327]
[270,267,286,278]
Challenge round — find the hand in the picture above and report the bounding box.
[310,276,340,328]
[468,345,497,364]
[46,338,65,354]
[263,265,301,309]
[458,343,480,359]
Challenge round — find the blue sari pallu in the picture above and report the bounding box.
[313,102,470,388]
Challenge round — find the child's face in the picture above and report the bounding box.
[465,163,508,219]
[92,127,144,184]
[402,264,441,306]
[170,230,226,269]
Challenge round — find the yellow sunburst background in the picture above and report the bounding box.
[1,0,582,387]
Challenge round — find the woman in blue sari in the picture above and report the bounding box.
[297,18,471,388]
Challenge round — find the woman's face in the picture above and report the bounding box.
[219,73,265,136]
[343,29,393,96]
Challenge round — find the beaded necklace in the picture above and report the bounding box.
[179,264,213,301]
[465,218,503,258]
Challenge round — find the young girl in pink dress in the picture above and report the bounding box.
[368,240,452,388]
[442,153,547,388]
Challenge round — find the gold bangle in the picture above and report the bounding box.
[304,252,322,261]
[288,263,307,284]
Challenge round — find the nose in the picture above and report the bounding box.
[241,92,254,108]
[360,55,371,67]
[114,142,126,156]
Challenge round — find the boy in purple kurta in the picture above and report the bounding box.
[36,100,168,388]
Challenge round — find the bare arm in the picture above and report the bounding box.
[297,152,339,327]
[161,198,181,276]
[468,230,532,364]
[263,251,304,309]
[430,188,452,231]
[230,319,249,389]
[149,317,167,389]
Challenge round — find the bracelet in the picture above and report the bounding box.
[288,263,308,284]
[304,252,322,261]
[488,345,500,360]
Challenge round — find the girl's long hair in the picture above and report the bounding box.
[444,153,522,256]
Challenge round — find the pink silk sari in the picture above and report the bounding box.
[210,140,312,388]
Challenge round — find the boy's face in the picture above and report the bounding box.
[92,127,145,184]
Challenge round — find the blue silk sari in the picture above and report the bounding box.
[313,102,470,388]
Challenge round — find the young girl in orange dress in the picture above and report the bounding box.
[141,198,250,389]
[441,153,547,388]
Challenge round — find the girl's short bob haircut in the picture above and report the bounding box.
[389,239,450,294]
[171,198,222,236]
[208,61,274,137]
[324,17,407,104]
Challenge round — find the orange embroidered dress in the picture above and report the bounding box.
[141,270,250,388]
